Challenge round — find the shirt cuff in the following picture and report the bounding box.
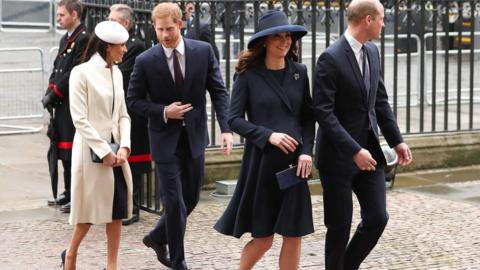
[163,107,168,123]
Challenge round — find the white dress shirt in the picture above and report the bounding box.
[162,38,186,123]
[162,37,186,80]
[344,30,368,76]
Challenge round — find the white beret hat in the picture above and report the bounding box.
[94,21,129,44]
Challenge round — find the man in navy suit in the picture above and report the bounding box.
[313,0,412,269]
[127,3,233,269]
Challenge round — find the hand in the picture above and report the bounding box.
[296,154,312,179]
[220,133,233,155]
[102,152,117,167]
[165,102,193,120]
[353,148,377,171]
[41,91,56,109]
[268,133,298,154]
[115,147,130,167]
[395,142,412,166]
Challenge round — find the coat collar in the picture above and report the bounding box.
[341,35,368,106]
[89,53,108,68]
[255,58,299,113]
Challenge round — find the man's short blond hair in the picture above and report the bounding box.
[151,2,182,24]
[347,0,382,25]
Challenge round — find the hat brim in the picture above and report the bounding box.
[247,25,307,49]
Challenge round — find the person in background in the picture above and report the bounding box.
[109,3,150,226]
[183,2,219,62]
[313,0,413,269]
[214,10,315,270]
[42,0,90,214]
[62,21,132,270]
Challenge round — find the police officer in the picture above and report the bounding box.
[43,0,89,213]
[108,3,151,225]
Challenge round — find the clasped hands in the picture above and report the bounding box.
[268,132,312,178]
[103,147,129,167]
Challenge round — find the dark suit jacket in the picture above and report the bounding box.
[229,59,315,156]
[313,35,403,175]
[184,20,219,62]
[126,38,230,162]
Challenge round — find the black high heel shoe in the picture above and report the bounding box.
[60,249,66,269]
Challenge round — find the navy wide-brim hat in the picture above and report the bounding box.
[247,10,307,49]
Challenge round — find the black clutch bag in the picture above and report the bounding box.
[275,165,310,190]
[90,143,120,163]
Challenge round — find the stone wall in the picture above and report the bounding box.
[204,132,480,185]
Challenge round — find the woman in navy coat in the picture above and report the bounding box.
[214,11,315,269]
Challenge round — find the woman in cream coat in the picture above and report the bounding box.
[62,21,133,270]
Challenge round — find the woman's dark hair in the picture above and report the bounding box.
[82,32,109,63]
[235,36,300,74]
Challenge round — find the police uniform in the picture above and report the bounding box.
[45,24,90,206]
[118,33,150,223]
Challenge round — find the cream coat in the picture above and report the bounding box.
[68,54,133,225]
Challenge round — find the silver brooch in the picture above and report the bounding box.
[294,73,300,80]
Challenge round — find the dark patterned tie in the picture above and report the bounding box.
[173,49,184,92]
[362,45,370,97]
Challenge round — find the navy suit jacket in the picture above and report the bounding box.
[313,36,403,175]
[127,38,230,162]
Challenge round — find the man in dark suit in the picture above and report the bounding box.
[313,0,412,269]
[183,2,219,62]
[42,0,89,213]
[109,3,150,226]
[127,3,233,269]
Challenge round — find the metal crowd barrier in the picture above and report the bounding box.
[0,47,44,135]
[0,0,53,32]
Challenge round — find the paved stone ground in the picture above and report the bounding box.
[1,181,480,270]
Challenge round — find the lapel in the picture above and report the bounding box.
[342,36,368,106]
[183,38,195,101]
[153,44,177,97]
[257,61,293,113]
[365,43,377,107]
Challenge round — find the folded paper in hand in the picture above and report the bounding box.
[275,165,309,190]
[90,143,119,163]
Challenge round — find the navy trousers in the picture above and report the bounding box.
[149,130,204,269]
[320,134,389,270]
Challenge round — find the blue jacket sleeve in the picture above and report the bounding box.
[228,72,273,149]
[126,55,166,126]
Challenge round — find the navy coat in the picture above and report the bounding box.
[313,35,403,175]
[126,38,230,162]
[214,59,315,238]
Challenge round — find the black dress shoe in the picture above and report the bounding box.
[122,213,139,226]
[143,234,172,268]
[48,193,70,206]
[60,202,71,213]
